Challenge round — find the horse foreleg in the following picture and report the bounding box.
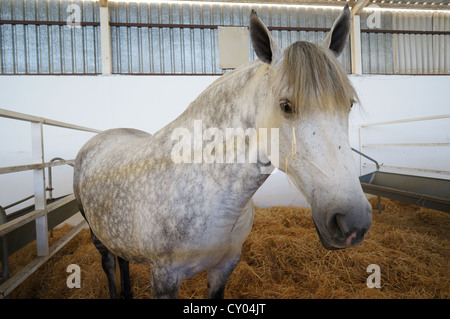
[206,252,241,299]
[150,265,181,299]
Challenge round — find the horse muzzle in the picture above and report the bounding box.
[312,203,372,250]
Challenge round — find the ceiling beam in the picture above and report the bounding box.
[351,0,370,15]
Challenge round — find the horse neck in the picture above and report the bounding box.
[157,61,273,209]
[184,61,266,129]
[200,62,273,206]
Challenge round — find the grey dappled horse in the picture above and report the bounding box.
[74,5,372,299]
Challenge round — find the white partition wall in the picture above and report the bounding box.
[1,74,449,208]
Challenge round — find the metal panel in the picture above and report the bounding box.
[361,9,449,74]
[110,1,222,74]
[0,0,100,74]
[108,2,351,75]
[1,1,353,75]
[0,195,79,258]
[9,1,449,75]
[218,26,249,69]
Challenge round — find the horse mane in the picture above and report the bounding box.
[276,41,357,114]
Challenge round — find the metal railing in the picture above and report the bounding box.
[358,114,450,176]
[47,157,75,200]
[0,108,100,298]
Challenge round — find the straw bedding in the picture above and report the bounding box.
[4,198,449,299]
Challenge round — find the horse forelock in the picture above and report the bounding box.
[274,41,357,115]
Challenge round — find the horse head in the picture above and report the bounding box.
[251,5,372,250]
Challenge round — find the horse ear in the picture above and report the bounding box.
[249,10,282,65]
[322,4,351,56]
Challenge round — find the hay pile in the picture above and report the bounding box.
[4,198,450,299]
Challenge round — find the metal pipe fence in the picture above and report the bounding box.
[0,107,97,297]
[358,114,450,176]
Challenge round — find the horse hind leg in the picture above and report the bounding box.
[77,203,120,297]
[89,231,132,299]
[207,252,241,299]
[118,256,133,299]
[79,205,132,298]
[90,230,121,298]
[79,204,119,298]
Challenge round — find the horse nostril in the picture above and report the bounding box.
[328,212,347,239]
[335,214,349,234]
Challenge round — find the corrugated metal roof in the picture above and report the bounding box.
[172,0,449,10]
[0,0,448,75]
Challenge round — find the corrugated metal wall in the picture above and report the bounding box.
[109,1,222,74]
[360,10,449,74]
[0,0,350,75]
[0,0,448,75]
[390,11,449,74]
[109,2,351,74]
[0,0,100,74]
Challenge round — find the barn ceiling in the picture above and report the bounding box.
[175,0,450,11]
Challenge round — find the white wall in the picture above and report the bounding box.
[1,74,449,213]
[348,75,450,179]
[0,75,218,213]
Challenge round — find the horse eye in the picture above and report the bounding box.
[280,100,293,113]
